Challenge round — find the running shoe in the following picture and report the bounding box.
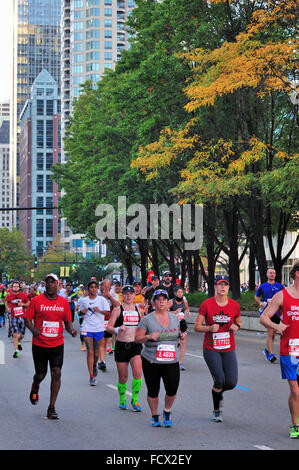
[119,402,128,410]
[131,400,142,412]
[107,348,113,355]
[89,377,97,386]
[29,385,39,405]
[263,349,276,363]
[46,407,59,420]
[212,410,223,422]
[18,343,22,351]
[152,415,161,427]
[289,425,299,438]
[163,410,172,427]
[13,351,19,358]
[180,363,185,371]
[98,361,107,372]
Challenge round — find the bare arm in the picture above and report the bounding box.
[260,291,288,334]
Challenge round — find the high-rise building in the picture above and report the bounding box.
[19,69,61,256]
[11,0,61,225]
[0,101,12,230]
[60,0,135,256]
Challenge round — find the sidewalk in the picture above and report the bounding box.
[188,307,265,332]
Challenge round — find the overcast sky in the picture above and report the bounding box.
[0,1,13,102]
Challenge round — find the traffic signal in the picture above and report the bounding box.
[34,257,38,266]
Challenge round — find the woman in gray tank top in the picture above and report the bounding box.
[135,289,185,428]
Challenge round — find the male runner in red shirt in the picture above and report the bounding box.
[5,281,30,358]
[260,261,299,438]
[24,273,77,419]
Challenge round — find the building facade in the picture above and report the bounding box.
[19,69,61,256]
[60,0,135,257]
[11,0,61,224]
[0,101,12,230]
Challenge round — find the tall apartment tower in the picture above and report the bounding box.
[0,101,13,230]
[11,0,61,225]
[60,0,135,256]
[19,69,61,256]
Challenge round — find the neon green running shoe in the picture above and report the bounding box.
[289,425,299,438]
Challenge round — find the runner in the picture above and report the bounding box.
[135,289,184,427]
[65,283,78,322]
[133,281,145,314]
[0,285,7,327]
[194,275,241,423]
[161,271,175,299]
[169,285,190,370]
[144,275,160,314]
[260,260,299,438]
[76,286,88,351]
[255,268,284,362]
[107,285,143,411]
[24,274,77,419]
[79,280,110,385]
[98,280,120,372]
[5,281,30,357]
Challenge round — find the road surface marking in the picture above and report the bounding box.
[253,445,274,450]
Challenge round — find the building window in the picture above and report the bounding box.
[46,153,53,170]
[36,153,44,170]
[46,219,53,237]
[36,120,44,148]
[46,120,53,148]
[86,29,100,39]
[104,52,112,60]
[86,19,100,28]
[86,62,100,72]
[36,175,44,192]
[105,8,112,16]
[36,219,44,237]
[46,100,54,115]
[86,51,100,61]
[37,99,44,115]
[104,41,112,49]
[46,175,53,193]
[36,197,44,215]
[104,30,112,38]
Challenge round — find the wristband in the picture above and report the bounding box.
[114,327,119,334]
[234,322,241,329]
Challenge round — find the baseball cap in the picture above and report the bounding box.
[133,281,141,286]
[151,275,159,281]
[122,285,135,294]
[162,271,172,277]
[45,273,59,282]
[153,289,169,299]
[215,275,229,285]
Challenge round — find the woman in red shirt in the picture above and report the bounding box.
[195,275,241,422]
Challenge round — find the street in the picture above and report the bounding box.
[0,320,297,452]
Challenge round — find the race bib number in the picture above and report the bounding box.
[156,344,176,362]
[289,339,299,357]
[213,332,231,350]
[123,310,139,326]
[42,321,59,338]
[13,307,24,316]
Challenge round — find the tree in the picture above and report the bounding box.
[0,228,32,280]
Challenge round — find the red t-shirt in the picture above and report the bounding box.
[6,292,29,318]
[279,289,299,356]
[24,293,72,348]
[198,297,241,352]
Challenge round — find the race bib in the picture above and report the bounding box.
[289,339,299,357]
[213,332,231,350]
[123,310,139,326]
[13,306,24,316]
[156,344,176,362]
[42,321,59,338]
[176,312,185,321]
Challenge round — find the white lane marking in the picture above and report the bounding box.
[106,384,132,397]
[185,352,203,359]
[253,445,274,450]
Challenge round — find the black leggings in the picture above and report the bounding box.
[203,348,238,391]
[141,356,180,398]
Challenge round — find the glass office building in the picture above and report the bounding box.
[11,0,61,222]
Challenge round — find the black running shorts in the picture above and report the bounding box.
[114,340,142,363]
[32,344,64,374]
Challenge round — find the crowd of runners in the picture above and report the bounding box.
[1,262,299,438]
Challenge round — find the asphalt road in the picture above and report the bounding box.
[0,320,297,453]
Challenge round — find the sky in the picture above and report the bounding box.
[0,0,13,102]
